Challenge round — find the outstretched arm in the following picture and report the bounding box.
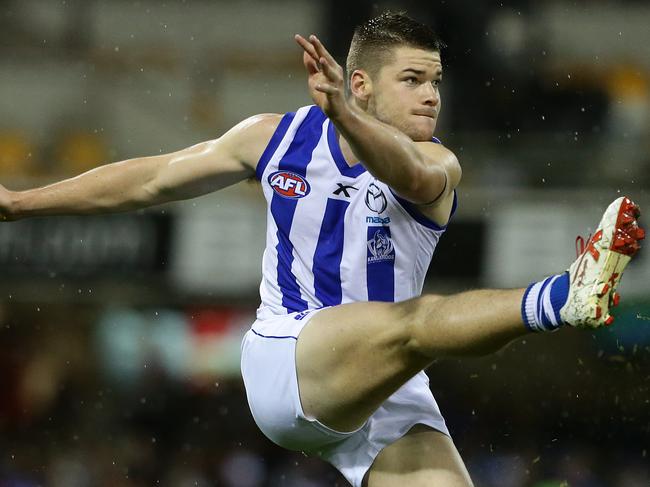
[0,114,281,221]
[294,34,459,207]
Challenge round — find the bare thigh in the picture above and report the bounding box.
[363,424,474,487]
[296,300,430,432]
[295,290,524,432]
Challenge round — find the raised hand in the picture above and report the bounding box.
[294,34,348,120]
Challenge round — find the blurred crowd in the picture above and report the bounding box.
[2,378,648,487]
[2,372,649,486]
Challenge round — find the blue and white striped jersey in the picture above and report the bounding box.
[255,105,456,320]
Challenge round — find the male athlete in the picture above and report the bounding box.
[0,12,644,487]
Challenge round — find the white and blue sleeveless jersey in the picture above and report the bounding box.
[255,105,456,320]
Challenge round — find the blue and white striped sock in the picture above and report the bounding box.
[521,272,570,332]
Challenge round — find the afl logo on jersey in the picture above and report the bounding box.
[268,171,311,199]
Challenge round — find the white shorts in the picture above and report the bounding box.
[240,309,450,487]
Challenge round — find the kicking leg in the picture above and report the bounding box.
[296,196,643,432]
[362,424,473,487]
[296,288,526,432]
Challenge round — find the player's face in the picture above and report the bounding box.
[368,47,442,141]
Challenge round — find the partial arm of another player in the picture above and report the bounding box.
[0,114,280,221]
[295,34,459,206]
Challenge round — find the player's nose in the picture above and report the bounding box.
[421,82,439,106]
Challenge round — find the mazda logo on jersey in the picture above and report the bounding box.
[365,183,388,213]
[268,171,311,199]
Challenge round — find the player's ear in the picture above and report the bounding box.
[350,69,372,102]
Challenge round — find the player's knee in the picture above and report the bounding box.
[396,294,446,356]
[366,469,473,487]
[402,468,474,487]
[418,472,474,487]
[443,472,474,487]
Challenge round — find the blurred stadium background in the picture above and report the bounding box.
[1,0,649,486]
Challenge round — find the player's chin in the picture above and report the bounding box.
[406,120,437,141]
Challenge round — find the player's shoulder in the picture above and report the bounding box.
[229,113,284,141]
[414,140,462,189]
[220,113,283,171]
[413,139,458,162]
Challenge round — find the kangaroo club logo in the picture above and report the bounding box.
[365,183,388,214]
[268,170,311,199]
[367,228,395,263]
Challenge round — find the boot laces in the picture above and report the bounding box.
[575,233,592,258]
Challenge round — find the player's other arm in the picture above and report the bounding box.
[0,114,281,221]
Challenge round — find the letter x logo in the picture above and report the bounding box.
[333,183,358,198]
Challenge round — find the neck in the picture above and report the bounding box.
[337,134,359,168]
[350,94,368,113]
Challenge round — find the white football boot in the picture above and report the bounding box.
[560,196,644,328]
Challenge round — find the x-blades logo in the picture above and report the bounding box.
[333,183,358,198]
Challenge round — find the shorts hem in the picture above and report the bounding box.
[338,420,450,487]
[304,415,368,440]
